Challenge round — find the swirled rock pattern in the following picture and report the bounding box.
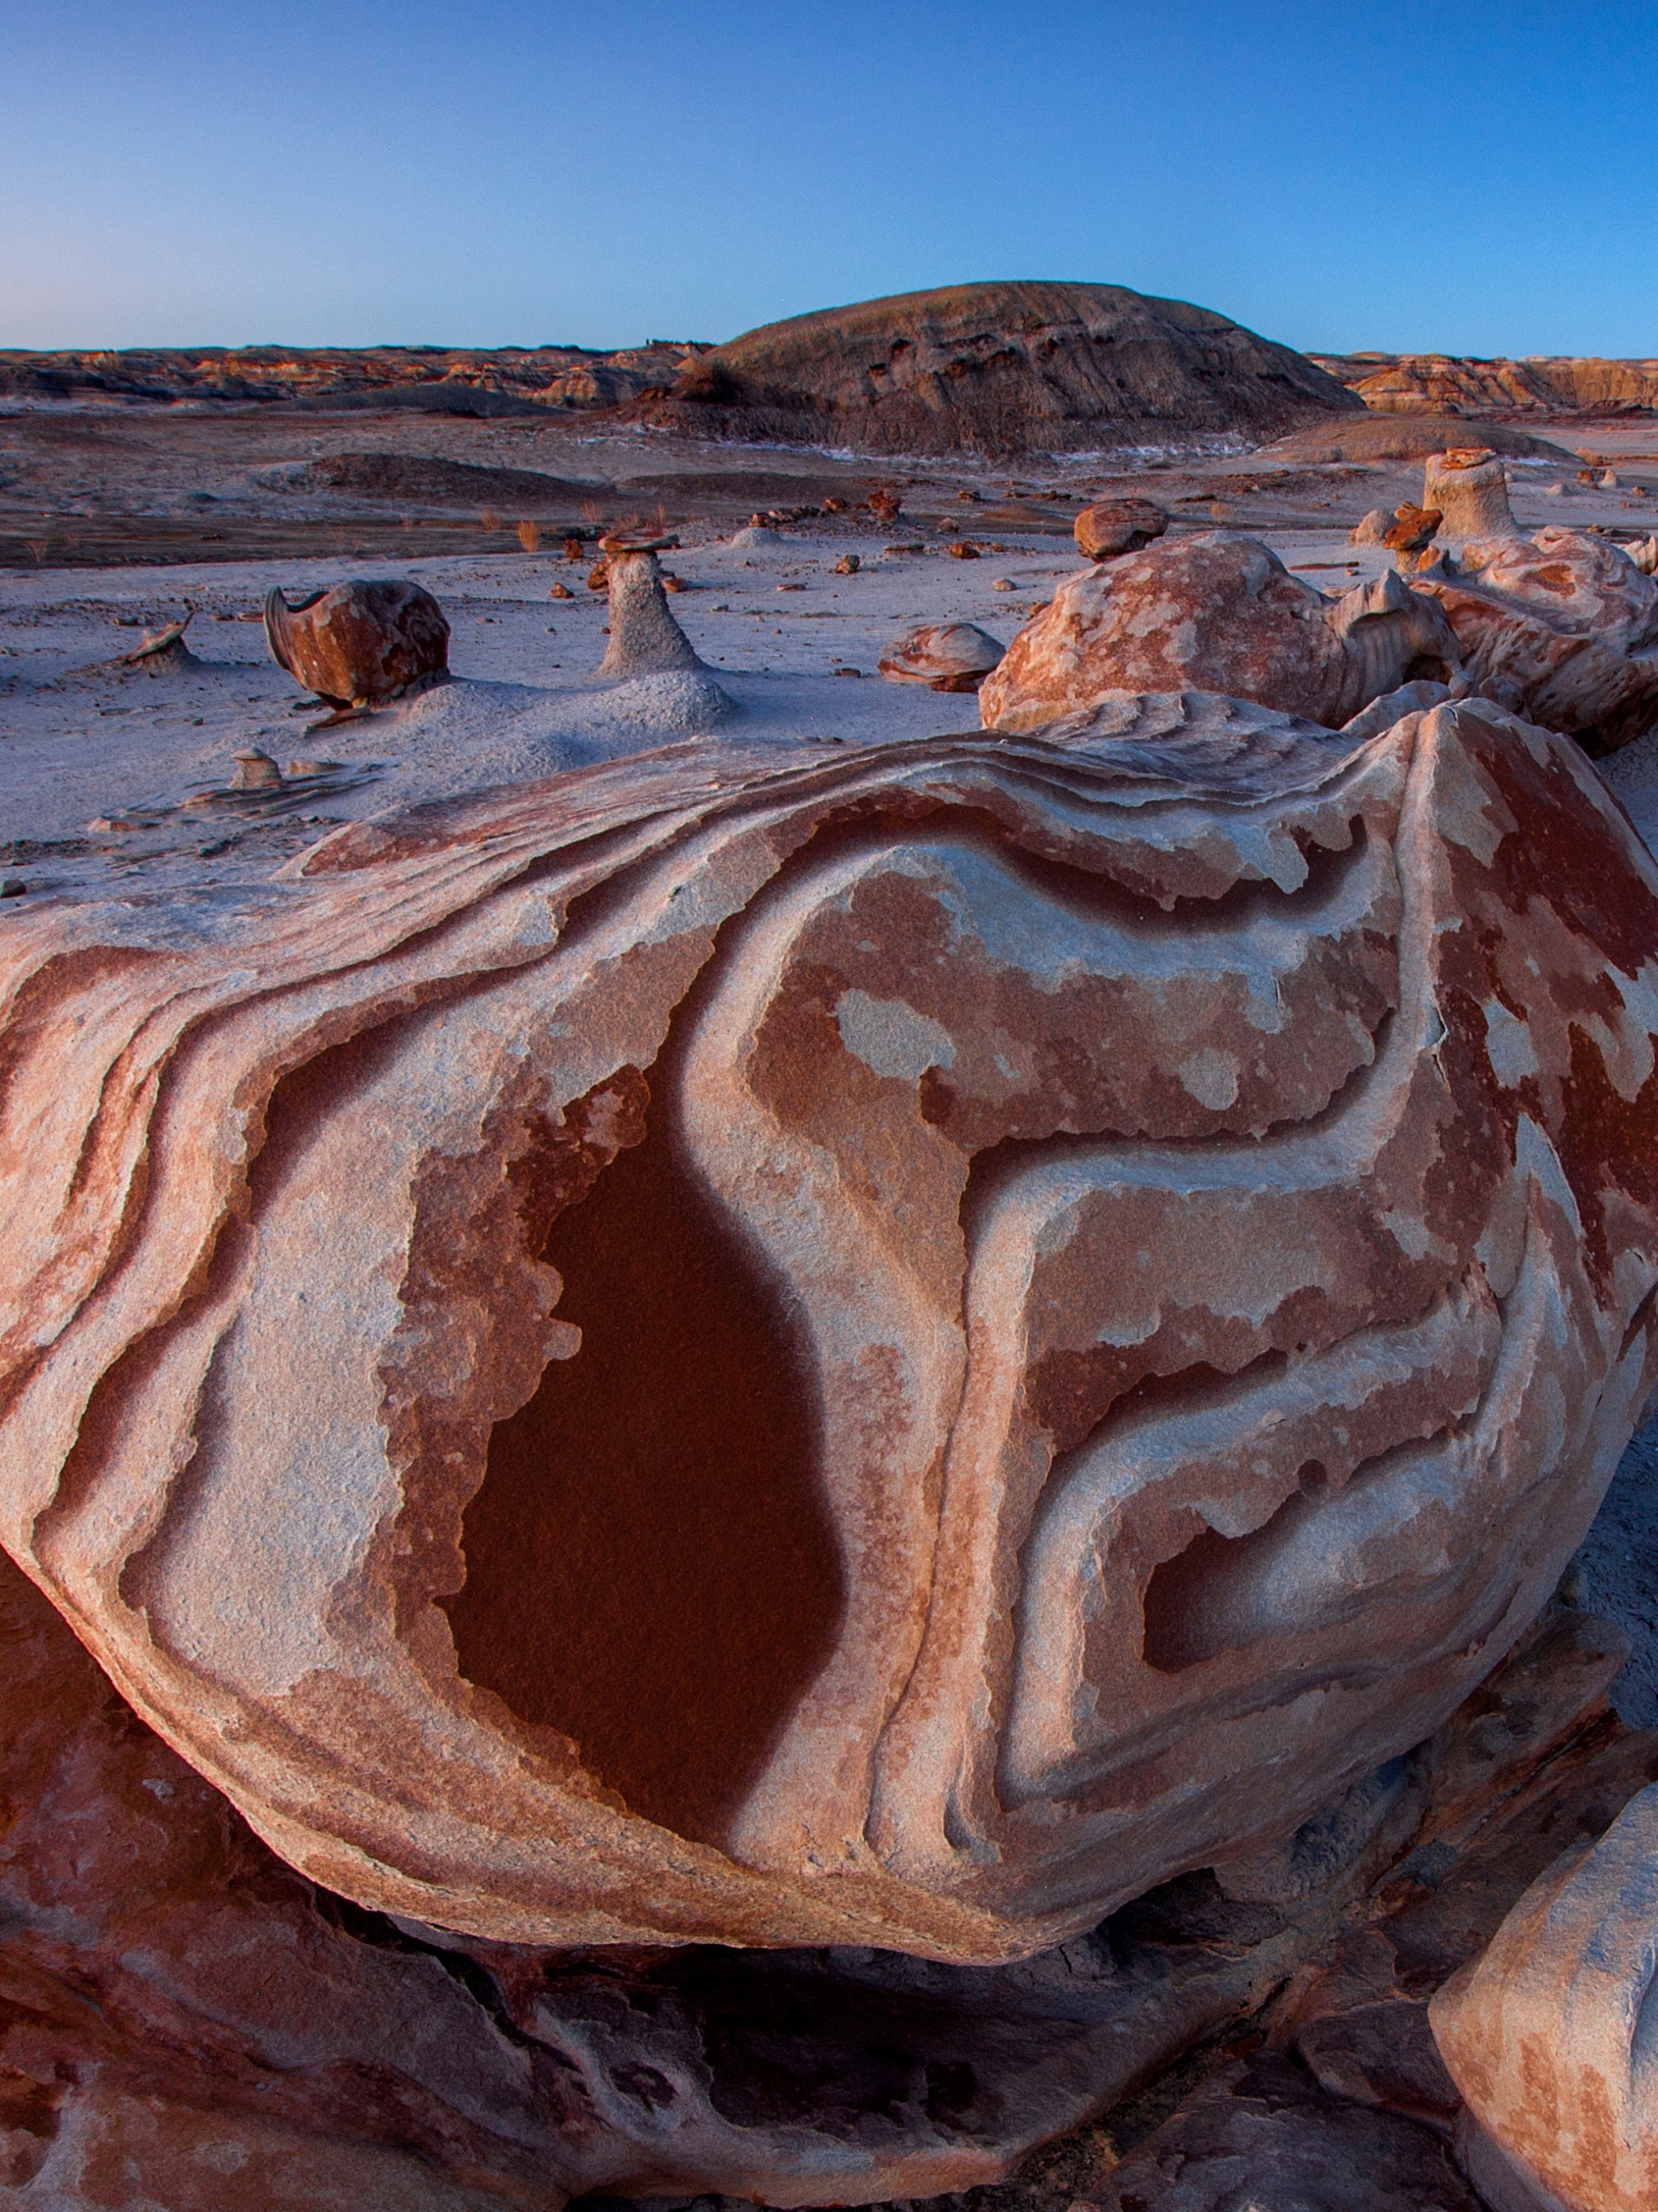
[3,704,1658,1967]
[978,534,1459,733]
[1419,528,1658,753]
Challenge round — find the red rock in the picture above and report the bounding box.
[1384,502,1444,555]
[263,578,449,708]
[979,532,1459,730]
[1431,1780,1658,2212]
[878,620,1005,690]
[1074,497,1169,559]
[2,705,1658,1975]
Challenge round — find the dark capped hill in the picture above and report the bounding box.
[634,281,1362,456]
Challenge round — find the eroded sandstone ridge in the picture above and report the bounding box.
[2,704,1658,1970]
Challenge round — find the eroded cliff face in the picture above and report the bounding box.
[3,703,1658,1972]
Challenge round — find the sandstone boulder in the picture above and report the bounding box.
[1431,1782,1658,2212]
[978,533,1459,731]
[4,706,1658,1968]
[1074,496,1170,559]
[1418,527,1658,751]
[263,578,449,707]
[878,620,1005,690]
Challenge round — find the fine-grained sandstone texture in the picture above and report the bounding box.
[633,281,1360,454]
[979,534,1459,732]
[1431,1782,1658,2212]
[1420,527,1658,754]
[4,706,1658,1969]
[264,576,450,707]
[1424,448,1520,547]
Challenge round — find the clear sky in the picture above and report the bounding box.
[2,0,1654,359]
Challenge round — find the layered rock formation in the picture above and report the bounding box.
[633,281,1361,454]
[0,341,708,412]
[1313,351,1658,419]
[4,704,1658,1984]
[979,533,1458,731]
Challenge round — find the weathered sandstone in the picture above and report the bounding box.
[877,621,1005,690]
[978,534,1459,731]
[595,534,706,677]
[1073,496,1170,559]
[1424,448,1520,546]
[264,577,450,707]
[1431,1783,1658,2212]
[3,704,1658,1973]
[1419,527,1658,752]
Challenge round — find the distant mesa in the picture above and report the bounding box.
[631,280,1361,455]
[1314,350,1658,419]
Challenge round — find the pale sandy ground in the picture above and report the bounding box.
[3,432,1656,1722]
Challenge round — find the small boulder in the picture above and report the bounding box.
[264,579,449,708]
[834,553,861,575]
[1074,496,1170,559]
[878,621,1005,691]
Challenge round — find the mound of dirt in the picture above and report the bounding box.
[1262,415,1576,465]
[295,452,603,509]
[631,281,1362,456]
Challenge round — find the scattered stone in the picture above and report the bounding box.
[0,878,26,897]
[1352,507,1395,544]
[878,621,1005,690]
[946,539,981,559]
[1074,496,1170,559]
[114,611,197,670]
[993,576,1014,589]
[549,581,573,599]
[662,572,687,592]
[980,533,1459,730]
[867,486,903,524]
[264,578,449,708]
[1383,502,1443,556]
[229,748,282,789]
[835,553,861,574]
[585,559,609,590]
[822,495,848,513]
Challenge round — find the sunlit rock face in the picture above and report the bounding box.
[2,701,1657,1963]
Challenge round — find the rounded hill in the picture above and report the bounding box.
[637,280,1361,456]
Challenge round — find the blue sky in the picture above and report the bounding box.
[2,1,1654,358]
